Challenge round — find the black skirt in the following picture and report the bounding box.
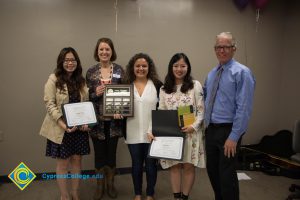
[46,130,90,159]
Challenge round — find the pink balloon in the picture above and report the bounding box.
[234,0,250,10]
[253,0,270,10]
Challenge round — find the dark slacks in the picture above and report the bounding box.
[128,143,157,196]
[92,121,119,169]
[205,123,241,200]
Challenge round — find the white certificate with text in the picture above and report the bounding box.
[148,136,184,161]
[62,102,97,127]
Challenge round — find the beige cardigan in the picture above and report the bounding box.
[39,74,89,144]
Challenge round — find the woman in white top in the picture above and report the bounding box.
[124,53,162,200]
[149,53,205,200]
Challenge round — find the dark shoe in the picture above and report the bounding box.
[94,168,105,200]
[173,192,182,200]
[105,166,118,198]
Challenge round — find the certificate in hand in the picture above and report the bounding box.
[62,102,97,128]
[148,137,184,160]
[149,110,185,160]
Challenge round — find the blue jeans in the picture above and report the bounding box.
[128,143,157,196]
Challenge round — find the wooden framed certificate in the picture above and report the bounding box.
[103,84,134,117]
[62,101,97,128]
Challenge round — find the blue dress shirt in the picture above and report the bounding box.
[204,59,256,142]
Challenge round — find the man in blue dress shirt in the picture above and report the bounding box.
[204,32,255,200]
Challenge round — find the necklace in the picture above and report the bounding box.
[99,64,113,85]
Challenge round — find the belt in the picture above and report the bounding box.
[209,123,233,128]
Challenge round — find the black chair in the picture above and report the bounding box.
[287,120,300,200]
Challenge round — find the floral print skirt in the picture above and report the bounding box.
[160,129,206,169]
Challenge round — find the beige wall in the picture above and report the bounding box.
[278,1,300,131]
[0,0,299,175]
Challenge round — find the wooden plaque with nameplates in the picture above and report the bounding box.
[103,84,134,117]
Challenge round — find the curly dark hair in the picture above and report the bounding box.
[125,53,161,86]
[93,37,117,62]
[162,53,194,94]
[55,47,85,93]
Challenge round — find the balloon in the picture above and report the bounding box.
[234,0,250,10]
[253,0,270,10]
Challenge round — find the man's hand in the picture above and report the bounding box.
[224,139,237,158]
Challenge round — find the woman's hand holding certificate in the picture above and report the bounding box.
[148,110,185,160]
[62,102,97,128]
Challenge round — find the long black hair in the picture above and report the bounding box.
[55,47,85,92]
[162,53,194,94]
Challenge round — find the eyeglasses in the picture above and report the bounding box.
[214,45,234,51]
[64,59,77,64]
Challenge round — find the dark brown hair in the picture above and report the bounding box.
[93,38,117,62]
[124,53,161,86]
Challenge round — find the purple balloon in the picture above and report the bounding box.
[234,0,250,10]
[253,0,270,9]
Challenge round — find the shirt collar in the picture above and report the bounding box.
[219,59,234,70]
